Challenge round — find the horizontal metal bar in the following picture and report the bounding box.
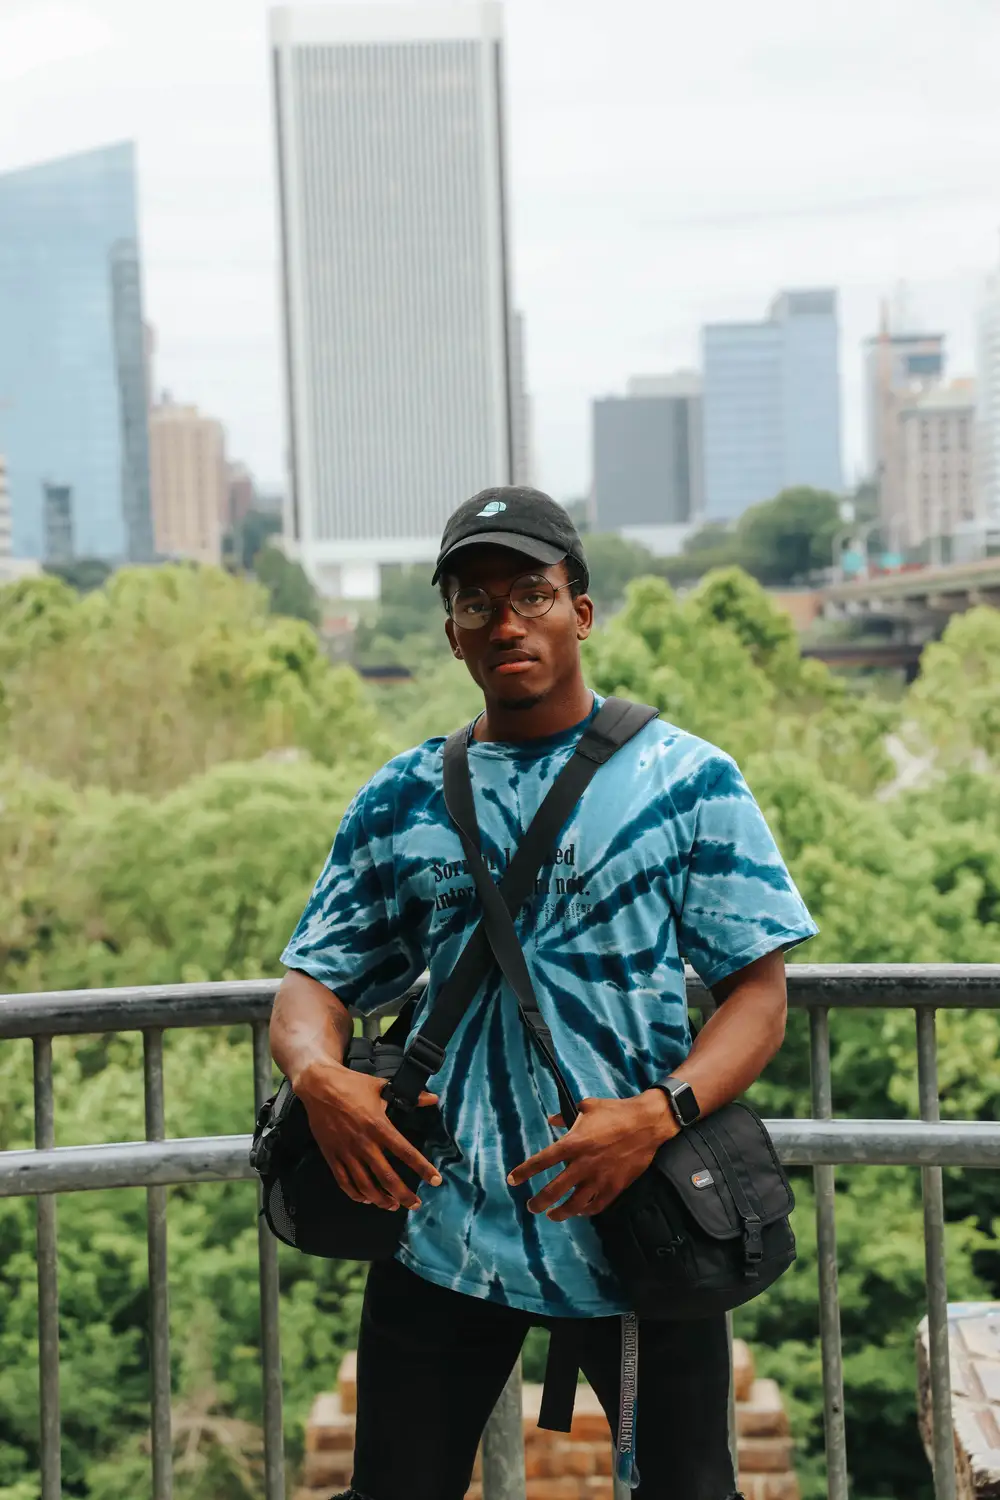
[2,965,999,1039]
[2,1118,998,1199]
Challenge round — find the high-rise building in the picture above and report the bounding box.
[510,310,534,488]
[898,380,978,555]
[702,289,843,521]
[591,372,703,552]
[0,142,154,563]
[270,2,514,600]
[864,324,945,482]
[43,482,74,565]
[0,452,41,583]
[977,269,1000,530]
[0,452,12,560]
[149,398,226,565]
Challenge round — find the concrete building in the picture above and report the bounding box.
[899,380,978,556]
[977,268,1000,530]
[0,452,41,583]
[43,482,74,565]
[226,461,257,535]
[591,372,702,553]
[864,323,945,483]
[149,399,226,565]
[702,289,843,521]
[510,311,534,488]
[0,142,154,562]
[270,3,514,600]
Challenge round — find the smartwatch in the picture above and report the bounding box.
[654,1076,701,1130]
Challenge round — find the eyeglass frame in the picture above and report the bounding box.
[446,572,582,631]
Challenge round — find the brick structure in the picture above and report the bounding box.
[296,1341,798,1500]
[917,1302,1000,1498]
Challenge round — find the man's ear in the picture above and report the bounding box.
[574,591,595,641]
[445,617,462,659]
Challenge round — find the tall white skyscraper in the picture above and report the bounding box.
[270,3,514,599]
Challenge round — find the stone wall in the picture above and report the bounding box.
[296,1340,798,1500]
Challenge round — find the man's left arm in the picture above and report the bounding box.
[508,949,787,1222]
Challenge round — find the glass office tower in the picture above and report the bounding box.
[0,141,154,562]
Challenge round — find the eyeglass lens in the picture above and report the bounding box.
[451,575,558,629]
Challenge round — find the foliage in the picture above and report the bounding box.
[352,564,446,670]
[574,533,662,615]
[907,606,1000,766]
[0,566,386,794]
[0,563,999,1498]
[251,543,321,627]
[232,508,282,572]
[660,487,842,587]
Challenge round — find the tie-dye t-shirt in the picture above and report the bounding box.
[281,695,817,1317]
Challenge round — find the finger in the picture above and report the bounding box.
[349,1158,400,1212]
[382,1123,444,1189]
[330,1159,367,1205]
[417,1092,439,1108]
[507,1140,572,1187]
[366,1147,423,1211]
[547,1186,606,1222]
[547,1113,566,1129]
[526,1167,587,1216]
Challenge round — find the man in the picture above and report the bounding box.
[271,487,817,1500]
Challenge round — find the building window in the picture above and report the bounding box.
[920,419,931,452]
[939,420,949,452]
[959,417,970,451]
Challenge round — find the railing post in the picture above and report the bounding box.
[143,1029,173,1500]
[916,1006,957,1500]
[809,1006,849,1500]
[252,1022,286,1500]
[33,1036,61,1500]
[481,1360,527,1500]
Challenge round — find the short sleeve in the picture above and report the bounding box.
[676,756,818,989]
[280,783,424,1014]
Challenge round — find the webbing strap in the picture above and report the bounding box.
[441,697,659,1126]
[388,698,657,1112]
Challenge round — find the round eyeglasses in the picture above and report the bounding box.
[448,574,577,631]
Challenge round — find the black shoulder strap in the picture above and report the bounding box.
[386,697,658,1111]
[438,697,659,1125]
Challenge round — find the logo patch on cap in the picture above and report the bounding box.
[691,1170,714,1189]
[477,500,507,516]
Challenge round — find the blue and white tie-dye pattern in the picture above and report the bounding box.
[281,696,818,1318]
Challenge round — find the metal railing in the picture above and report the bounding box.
[1,964,999,1500]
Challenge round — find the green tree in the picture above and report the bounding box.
[907,606,1000,766]
[234,508,282,571]
[252,544,321,627]
[735,486,842,585]
[577,533,661,616]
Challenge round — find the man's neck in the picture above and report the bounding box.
[473,679,594,744]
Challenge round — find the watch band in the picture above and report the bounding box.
[655,1076,701,1129]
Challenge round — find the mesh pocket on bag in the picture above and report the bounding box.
[266,1178,297,1245]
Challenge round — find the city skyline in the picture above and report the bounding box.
[1,0,996,507]
[271,1,514,598]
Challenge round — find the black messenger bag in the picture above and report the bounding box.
[249,696,659,1261]
[441,727,797,1325]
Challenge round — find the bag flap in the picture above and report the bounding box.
[650,1102,794,1241]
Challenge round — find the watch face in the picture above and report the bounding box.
[671,1080,700,1126]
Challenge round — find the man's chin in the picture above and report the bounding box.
[496,690,545,712]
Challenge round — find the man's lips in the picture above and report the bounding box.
[489,653,538,675]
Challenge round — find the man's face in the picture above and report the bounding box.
[443,546,594,709]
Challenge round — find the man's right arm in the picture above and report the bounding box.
[269,968,442,1213]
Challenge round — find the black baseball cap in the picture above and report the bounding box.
[432,486,589,589]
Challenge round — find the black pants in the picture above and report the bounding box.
[342,1258,738,1500]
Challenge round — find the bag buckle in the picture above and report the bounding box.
[742,1214,763,1265]
[403,1033,447,1074]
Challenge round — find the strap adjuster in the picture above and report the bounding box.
[404,1033,447,1074]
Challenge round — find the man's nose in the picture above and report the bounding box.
[488,600,527,641]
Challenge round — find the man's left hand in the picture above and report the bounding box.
[506,1092,678,1222]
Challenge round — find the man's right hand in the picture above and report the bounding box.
[293,1059,443,1212]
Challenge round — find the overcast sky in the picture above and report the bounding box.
[2,0,999,500]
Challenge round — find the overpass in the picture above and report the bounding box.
[801,640,924,675]
[821,555,1000,635]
